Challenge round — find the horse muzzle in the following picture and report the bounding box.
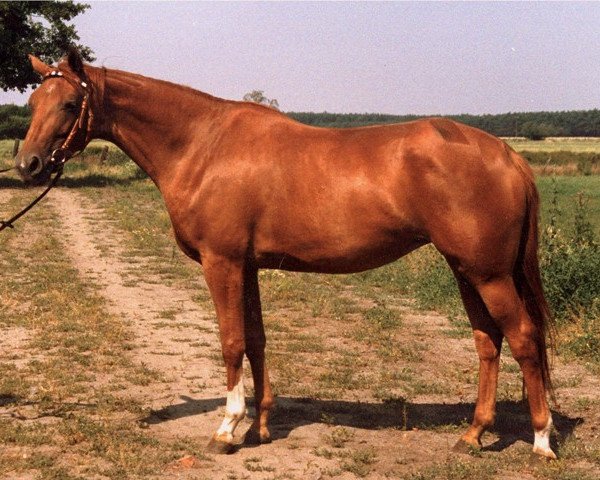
[15,151,55,186]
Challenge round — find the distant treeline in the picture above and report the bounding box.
[288,110,600,138]
[2,103,600,139]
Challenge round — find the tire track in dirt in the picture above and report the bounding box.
[47,189,232,438]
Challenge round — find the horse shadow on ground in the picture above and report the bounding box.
[142,395,581,453]
[2,383,581,453]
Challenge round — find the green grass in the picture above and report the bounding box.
[537,176,600,237]
[405,457,499,480]
[340,447,378,478]
[506,137,600,153]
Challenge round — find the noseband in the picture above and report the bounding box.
[0,69,93,232]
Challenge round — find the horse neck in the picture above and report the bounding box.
[96,67,227,187]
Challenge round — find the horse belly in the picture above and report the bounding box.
[254,225,427,274]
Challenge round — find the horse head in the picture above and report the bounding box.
[16,48,93,185]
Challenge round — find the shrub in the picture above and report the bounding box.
[520,121,565,140]
[0,104,30,139]
[541,190,599,319]
[0,115,29,139]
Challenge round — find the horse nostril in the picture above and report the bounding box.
[28,156,43,176]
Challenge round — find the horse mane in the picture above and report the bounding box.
[89,64,228,106]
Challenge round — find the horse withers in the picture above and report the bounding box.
[15,49,556,459]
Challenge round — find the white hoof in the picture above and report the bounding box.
[532,445,557,460]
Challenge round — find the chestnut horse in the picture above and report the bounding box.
[16,50,556,458]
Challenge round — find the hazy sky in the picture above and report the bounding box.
[2,1,599,115]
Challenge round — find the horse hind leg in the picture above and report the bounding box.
[452,274,503,452]
[473,276,556,459]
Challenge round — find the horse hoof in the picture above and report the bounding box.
[452,439,480,454]
[244,428,272,445]
[530,449,557,463]
[206,436,236,455]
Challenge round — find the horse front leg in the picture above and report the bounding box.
[203,253,247,454]
[243,265,274,445]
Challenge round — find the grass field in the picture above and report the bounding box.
[537,176,600,237]
[505,137,600,153]
[0,139,599,479]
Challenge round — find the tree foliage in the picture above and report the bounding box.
[519,121,565,140]
[0,1,94,92]
[243,90,280,110]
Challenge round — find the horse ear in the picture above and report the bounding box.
[66,46,85,76]
[29,55,52,77]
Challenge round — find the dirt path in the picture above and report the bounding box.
[40,187,598,480]
[49,188,227,424]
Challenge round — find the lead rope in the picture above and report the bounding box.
[0,166,63,232]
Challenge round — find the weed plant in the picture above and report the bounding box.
[541,182,600,365]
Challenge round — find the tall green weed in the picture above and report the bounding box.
[540,183,600,364]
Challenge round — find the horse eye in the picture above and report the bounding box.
[63,101,78,112]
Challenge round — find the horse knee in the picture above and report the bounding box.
[473,330,501,362]
[506,325,540,365]
[222,337,245,366]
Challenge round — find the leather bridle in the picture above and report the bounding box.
[43,68,94,168]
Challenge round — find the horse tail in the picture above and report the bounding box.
[510,148,555,399]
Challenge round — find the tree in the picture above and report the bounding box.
[0,1,94,92]
[243,90,280,110]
